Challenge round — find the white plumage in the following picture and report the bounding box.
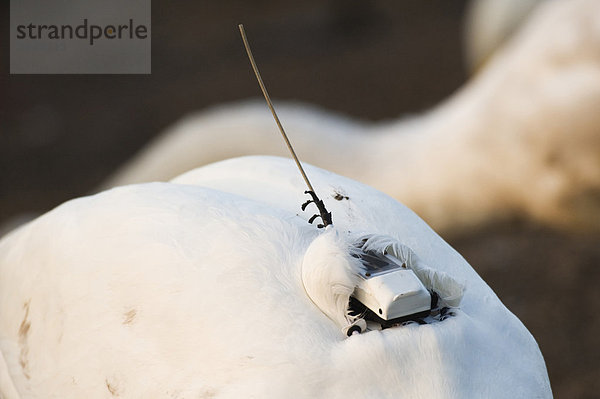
[102,0,600,232]
[1,156,551,398]
[463,0,545,71]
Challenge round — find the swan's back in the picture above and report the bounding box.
[0,157,551,398]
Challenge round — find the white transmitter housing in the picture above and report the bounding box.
[352,250,432,322]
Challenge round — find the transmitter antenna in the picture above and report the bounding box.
[238,24,332,228]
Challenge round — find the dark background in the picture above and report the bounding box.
[1,1,598,397]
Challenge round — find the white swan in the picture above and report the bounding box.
[463,0,545,71]
[0,156,551,398]
[102,0,600,233]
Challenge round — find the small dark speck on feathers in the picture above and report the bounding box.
[332,192,349,201]
[19,302,31,338]
[199,388,218,398]
[106,379,118,396]
[19,300,31,379]
[123,309,137,325]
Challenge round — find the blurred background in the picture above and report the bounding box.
[1,1,599,397]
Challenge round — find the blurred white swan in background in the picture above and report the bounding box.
[103,0,600,233]
[463,0,545,71]
[0,156,551,398]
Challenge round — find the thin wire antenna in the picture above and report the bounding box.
[238,24,314,192]
[238,24,332,227]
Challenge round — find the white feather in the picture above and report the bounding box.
[301,227,364,329]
